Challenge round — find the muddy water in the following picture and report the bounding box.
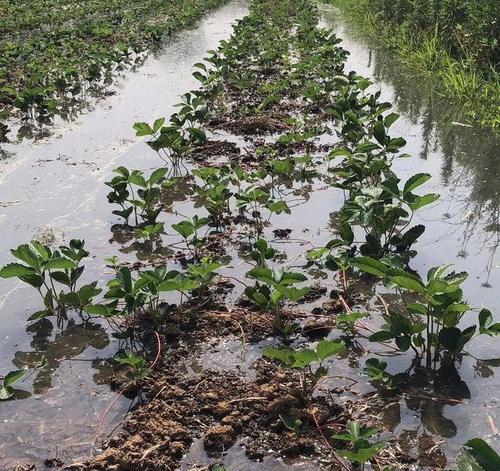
[0,1,250,468]
[0,0,499,469]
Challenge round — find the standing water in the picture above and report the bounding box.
[0,1,498,469]
[0,1,249,467]
[319,2,500,460]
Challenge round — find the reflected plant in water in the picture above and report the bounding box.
[363,358,404,391]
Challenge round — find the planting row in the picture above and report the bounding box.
[0,0,229,142]
[1,0,498,469]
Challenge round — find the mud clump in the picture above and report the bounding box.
[203,424,237,451]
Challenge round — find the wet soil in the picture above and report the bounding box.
[68,313,419,471]
[1,1,499,470]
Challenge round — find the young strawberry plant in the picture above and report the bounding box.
[263,339,345,401]
[245,266,309,332]
[332,421,384,468]
[0,240,98,319]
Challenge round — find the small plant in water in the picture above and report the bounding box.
[171,215,209,259]
[263,339,345,401]
[0,240,97,318]
[106,167,172,225]
[115,352,149,380]
[354,258,499,368]
[245,266,309,332]
[332,420,384,467]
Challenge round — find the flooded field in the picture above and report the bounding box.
[0,1,498,469]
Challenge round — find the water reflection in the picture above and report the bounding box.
[12,317,110,394]
[374,37,500,270]
[321,5,500,288]
[2,54,149,144]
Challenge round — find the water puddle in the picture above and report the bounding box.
[0,1,499,469]
[181,439,320,470]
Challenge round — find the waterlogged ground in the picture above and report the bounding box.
[0,2,250,467]
[0,1,499,469]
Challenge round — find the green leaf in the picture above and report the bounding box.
[372,120,386,145]
[291,348,318,367]
[247,267,274,284]
[172,221,194,239]
[403,173,431,195]
[459,438,500,471]
[262,347,294,366]
[0,263,35,278]
[11,244,40,268]
[149,168,168,185]
[479,309,493,328]
[316,340,345,361]
[128,172,147,187]
[133,122,153,136]
[386,137,406,151]
[391,275,426,294]
[30,241,50,260]
[281,271,307,284]
[4,369,26,388]
[338,442,384,463]
[44,258,75,270]
[152,118,165,133]
[407,303,427,315]
[0,369,26,400]
[353,257,387,277]
[409,193,440,211]
[369,331,394,342]
[347,420,360,440]
[277,286,309,302]
[85,304,116,317]
[119,267,133,293]
[50,271,71,286]
[384,112,399,128]
[339,223,354,244]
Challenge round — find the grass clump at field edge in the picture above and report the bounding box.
[322,0,500,128]
[0,0,228,140]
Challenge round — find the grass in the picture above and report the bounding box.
[321,0,500,129]
[0,0,229,137]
